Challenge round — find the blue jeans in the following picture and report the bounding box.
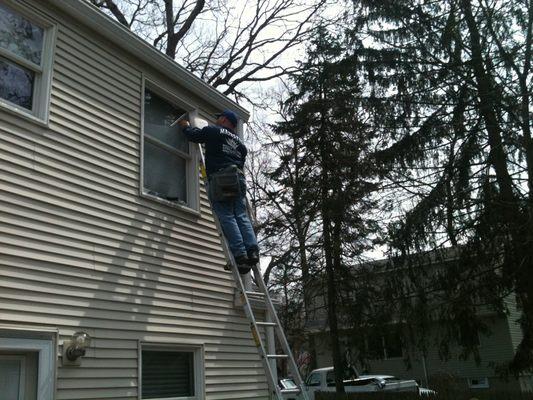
[211,194,258,259]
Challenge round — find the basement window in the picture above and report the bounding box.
[0,1,56,123]
[140,344,204,400]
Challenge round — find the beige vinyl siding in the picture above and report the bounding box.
[0,1,268,399]
[504,294,524,354]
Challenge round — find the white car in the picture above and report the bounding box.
[303,367,434,400]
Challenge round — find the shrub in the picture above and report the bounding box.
[316,393,424,400]
[315,390,533,400]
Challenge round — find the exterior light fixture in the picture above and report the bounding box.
[62,331,91,366]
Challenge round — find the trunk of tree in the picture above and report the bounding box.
[322,194,344,393]
[460,0,517,209]
[461,0,533,373]
[319,105,344,393]
[521,2,533,200]
[292,135,318,370]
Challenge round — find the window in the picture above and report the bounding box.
[0,333,55,400]
[383,331,403,359]
[142,87,199,210]
[367,334,385,359]
[305,372,321,387]
[467,377,489,389]
[459,325,481,347]
[0,354,37,400]
[326,370,335,387]
[367,331,403,360]
[0,1,55,122]
[140,344,204,400]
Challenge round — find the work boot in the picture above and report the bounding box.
[247,248,260,266]
[235,255,251,275]
[238,266,251,275]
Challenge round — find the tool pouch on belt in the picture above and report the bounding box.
[209,165,242,202]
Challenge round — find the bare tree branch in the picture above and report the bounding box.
[86,0,333,98]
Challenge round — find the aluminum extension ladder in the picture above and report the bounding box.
[198,144,309,400]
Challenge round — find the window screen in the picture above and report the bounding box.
[142,349,195,399]
[143,89,190,204]
[0,3,44,112]
[0,356,23,400]
[0,57,34,110]
[0,3,43,64]
[0,352,38,400]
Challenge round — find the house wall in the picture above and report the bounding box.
[313,315,522,392]
[503,294,531,392]
[0,1,268,399]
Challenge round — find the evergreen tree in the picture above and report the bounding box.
[347,0,533,374]
[271,26,379,390]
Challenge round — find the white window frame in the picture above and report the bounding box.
[0,354,26,400]
[467,377,489,389]
[140,78,200,214]
[138,342,205,400]
[0,336,55,400]
[0,0,57,125]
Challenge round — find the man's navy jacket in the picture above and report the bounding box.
[183,125,247,177]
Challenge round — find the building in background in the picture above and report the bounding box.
[306,253,532,394]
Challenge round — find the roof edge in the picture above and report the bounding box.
[47,0,250,121]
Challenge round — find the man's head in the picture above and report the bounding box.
[215,110,238,130]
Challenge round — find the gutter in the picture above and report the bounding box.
[46,0,250,121]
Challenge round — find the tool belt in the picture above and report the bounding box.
[208,165,244,202]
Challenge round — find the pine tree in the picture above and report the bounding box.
[271,26,379,390]
[347,0,533,373]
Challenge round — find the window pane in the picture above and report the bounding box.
[367,334,384,360]
[459,325,480,347]
[0,57,34,110]
[0,358,21,400]
[306,373,320,386]
[142,350,194,399]
[326,371,335,387]
[384,332,402,358]
[0,3,43,65]
[144,141,187,202]
[144,89,189,154]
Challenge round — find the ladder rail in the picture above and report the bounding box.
[234,270,286,399]
[196,142,309,400]
[197,144,284,398]
[251,264,310,400]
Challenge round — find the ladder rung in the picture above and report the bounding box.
[245,291,265,297]
[267,354,288,359]
[256,322,277,327]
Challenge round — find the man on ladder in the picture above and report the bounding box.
[178,110,310,400]
[177,110,259,274]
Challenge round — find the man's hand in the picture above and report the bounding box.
[177,119,190,128]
